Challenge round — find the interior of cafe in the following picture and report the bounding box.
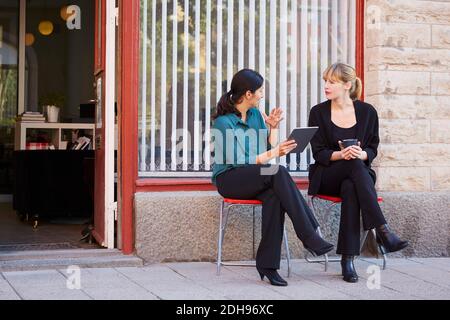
[0,0,108,251]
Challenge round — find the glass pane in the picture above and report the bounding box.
[138,0,357,177]
[25,0,95,120]
[0,0,19,194]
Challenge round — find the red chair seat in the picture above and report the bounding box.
[223,198,263,205]
[314,194,383,203]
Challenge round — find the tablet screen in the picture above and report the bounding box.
[287,127,318,154]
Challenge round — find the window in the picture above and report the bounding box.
[0,0,19,193]
[138,0,357,177]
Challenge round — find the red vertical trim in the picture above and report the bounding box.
[119,0,139,255]
[94,0,106,74]
[356,0,365,101]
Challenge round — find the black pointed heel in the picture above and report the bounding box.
[258,271,265,281]
[306,248,317,257]
[303,233,334,257]
[256,267,288,286]
[375,224,409,253]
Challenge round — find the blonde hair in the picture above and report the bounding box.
[322,63,362,101]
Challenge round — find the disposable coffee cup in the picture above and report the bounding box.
[342,139,358,148]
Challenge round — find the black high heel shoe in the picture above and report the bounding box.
[256,267,288,286]
[375,224,409,253]
[341,255,358,283]
[303,233,334,257]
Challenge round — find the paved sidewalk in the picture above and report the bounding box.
[0,258,449,300]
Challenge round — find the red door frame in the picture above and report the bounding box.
[119,0,139,255]
[94,0,106,74]
[356,0,365,100]
[118,0,365,254]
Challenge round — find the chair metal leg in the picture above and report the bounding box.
[217,201,224,276]
[360,230,369,253]
[304,197,341,271]
[283,223,291,278]
[381,252,387,270]
[217,202,299,275]
[252,206,256,260]
[317,227,329,272]
[304,226,341,270]
[217,201,232,275]
[370,228,387,270]
[304,197,389,272]
[223,204,231,233]
[217,203,259,271]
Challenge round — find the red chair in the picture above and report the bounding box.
[217,198,291,277]
[306,194,387,271]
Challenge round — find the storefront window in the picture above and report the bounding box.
[138,0,357,177]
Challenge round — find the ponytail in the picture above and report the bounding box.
[350,76,362,101]
[213,90,240,120]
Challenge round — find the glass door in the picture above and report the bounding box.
[0,0,19,196]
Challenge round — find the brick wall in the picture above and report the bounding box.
[365,0,450,192]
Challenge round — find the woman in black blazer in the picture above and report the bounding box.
[308,63,409,283]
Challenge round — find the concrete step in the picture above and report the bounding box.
[0,249,143,272]
[0,248,124,261]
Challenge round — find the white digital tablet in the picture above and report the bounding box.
[287,127,319,154]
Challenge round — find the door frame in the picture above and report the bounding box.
[93,0,116,249]
[117,0,139,255]
[103,0,116,249]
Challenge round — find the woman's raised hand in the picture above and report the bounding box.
[262,107,284,129]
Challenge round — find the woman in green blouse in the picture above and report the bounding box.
[212,69,333,287]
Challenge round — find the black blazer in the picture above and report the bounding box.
[307,100,380,196]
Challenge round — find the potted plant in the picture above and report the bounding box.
[39,92,66,123]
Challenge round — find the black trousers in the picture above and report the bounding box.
[216,164,319,270]
[318,159,387,255]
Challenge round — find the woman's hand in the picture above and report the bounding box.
[338,141,364,160]
[273,139,297,157]
[256,139,297,164]
[262,107,284,129]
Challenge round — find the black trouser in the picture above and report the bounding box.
[216,164,319,270]
[318,159,387,255]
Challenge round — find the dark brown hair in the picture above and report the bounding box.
[213,69,264,120]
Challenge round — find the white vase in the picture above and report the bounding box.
[45,105,60,123]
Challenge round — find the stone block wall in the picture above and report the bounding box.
[135,191,449,263]
[365,0,450,192]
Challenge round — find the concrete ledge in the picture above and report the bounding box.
[0,249,143,272]
[135,191,450,264]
